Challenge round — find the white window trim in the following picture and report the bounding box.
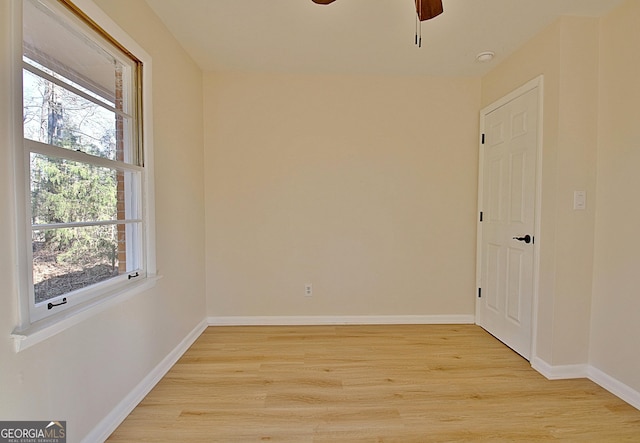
[10,0,158,352]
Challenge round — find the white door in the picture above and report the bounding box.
[476,82,540,360]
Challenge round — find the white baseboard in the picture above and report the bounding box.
[207,314,475,326]
[588,366,640,411]
[531,357,640,411]
[531,357,589,380]
[82,319,208,443]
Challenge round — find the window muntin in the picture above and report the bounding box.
[22,0,145,323]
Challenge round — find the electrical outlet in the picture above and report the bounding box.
[304,283,313,296]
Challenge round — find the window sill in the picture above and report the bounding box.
[11,274,162,352]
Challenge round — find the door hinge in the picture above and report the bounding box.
[481,133,485,144]
[479,211,483,222]
[478,288,482,298]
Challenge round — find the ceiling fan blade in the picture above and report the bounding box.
[312,0,337,4]
[416,0,443,21]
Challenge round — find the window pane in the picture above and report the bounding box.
[30,153,119,225]
[23,69,124,161]
[33,225,121,303]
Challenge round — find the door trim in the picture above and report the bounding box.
[476,75,544,361]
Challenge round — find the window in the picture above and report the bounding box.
[14,0,155,335]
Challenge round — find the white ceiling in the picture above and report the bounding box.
[145,0,625,77]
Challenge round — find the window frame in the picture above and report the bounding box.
[10,0,157,352]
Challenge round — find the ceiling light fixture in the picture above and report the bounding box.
[476,51,495,63]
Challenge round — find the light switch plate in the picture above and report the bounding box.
[574,190,586,210]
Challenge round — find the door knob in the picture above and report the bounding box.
[513,234,532,244]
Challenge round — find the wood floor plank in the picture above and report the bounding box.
[107,325,640,442]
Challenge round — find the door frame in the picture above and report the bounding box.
[475,75,544,361]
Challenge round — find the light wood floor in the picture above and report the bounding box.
[108,325,640,442]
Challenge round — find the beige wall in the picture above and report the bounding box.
[204,73,481,318]
[481,17,599,366]
[591,0,640,392]
[553,17,599,366]
[0,1,205,440]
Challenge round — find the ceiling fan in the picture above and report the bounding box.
[311,0,443,21]
[311,0,443,46]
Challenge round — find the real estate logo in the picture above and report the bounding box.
[0,421,66,443]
